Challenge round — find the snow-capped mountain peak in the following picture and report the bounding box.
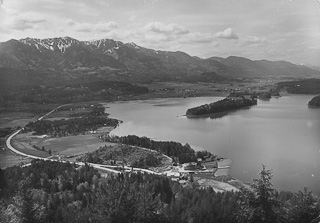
[19,37,80,54]
[127,42,140,49]
[83,38,123,49]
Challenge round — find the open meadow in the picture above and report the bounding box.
[0,112,39,128]
[11,132,113,159]
[0,149,32,169]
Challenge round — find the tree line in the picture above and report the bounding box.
[186,97,257,116]
[23,116,118,137]
[1,160,319,222]
[77,144,164,168]
[276,79,320,95]
[22,104,119,137]
[104,135,214,164]
[308,95,320,107]
[0,80,149,107]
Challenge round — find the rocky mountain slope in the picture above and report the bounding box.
[0,37,320,85]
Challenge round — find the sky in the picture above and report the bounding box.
[0,0,320,66]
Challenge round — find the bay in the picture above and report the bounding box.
[107,95,320,194]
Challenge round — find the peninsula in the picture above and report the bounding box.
[186,95,257,117]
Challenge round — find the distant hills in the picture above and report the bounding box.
[1,37,320,86]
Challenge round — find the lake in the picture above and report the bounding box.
[106,95,320,194]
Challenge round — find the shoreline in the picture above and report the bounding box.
[2,94,245,193]
[0,91,282,170]
[185,106,252,119]
[1,92,283,170]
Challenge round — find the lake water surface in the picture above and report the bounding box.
[107,95,320,194]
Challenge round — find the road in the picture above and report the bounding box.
[5,127,124,174]
[5,104,70,160]
[4,104,161,175]
[5,129,49,160]
[4,104,124,174]
[6,104,230,176]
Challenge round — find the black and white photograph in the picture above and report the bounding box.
[0,0,320,222]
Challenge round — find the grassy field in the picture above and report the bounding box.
[0,112,39,128]
[0,149,33,169]
[1,100,117,168]
[11,133,51,158]
[125,80,285,101]
[77,143,172,167]
[195,178,240,193]
[44,102,100,120]
[12,132,111,158]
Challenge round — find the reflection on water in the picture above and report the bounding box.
[106,96,320,194]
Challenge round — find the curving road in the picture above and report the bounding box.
[5,104,69,161]
[4,104,123,174]
[4,104,161,175]
[5,128,123,174]
[6,129,49,160]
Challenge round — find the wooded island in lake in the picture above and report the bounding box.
[308,95,320,107]
[186,95,257,117]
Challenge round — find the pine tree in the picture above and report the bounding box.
[0,168,7,198]
[237,165,281,223]
[285,187,320,223]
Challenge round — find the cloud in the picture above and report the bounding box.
[214,28,239,40]
[75,23,92,33]
[180,32,214,43]
[240,36,267,46]
[96,21,118,32]
[73,21,118,33]
[211,42,220,47]
[10,18,47,30]
[145,22,189,35]
[134,22,191,44]
[67,19,76,26]
[308,44,320,50]
[129,15,136,23]
[6,12,47,31]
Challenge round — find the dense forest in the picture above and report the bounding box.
[23,104,119,137]
[0,80,148,112]
[186,97,257,116]
[0,127,13,149]
[276,79,320,94]
[0,127,13,138]
[104,135,213,164]
[308,95,320,107]
[1,160,319,222]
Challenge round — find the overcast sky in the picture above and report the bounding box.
[0,0,319,66]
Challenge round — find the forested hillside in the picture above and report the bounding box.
[104,135,213,164]
[0,80,148,113]
[0,161,319,222]
[77,144,167,168]
[1,80,148,104]
[277,79,320,94]
[1,37,320,88]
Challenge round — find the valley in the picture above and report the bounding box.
[2,0,320,221]
[1,37,320,222]
[1,99,239,194]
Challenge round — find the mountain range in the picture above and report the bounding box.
[1,36,320,87]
